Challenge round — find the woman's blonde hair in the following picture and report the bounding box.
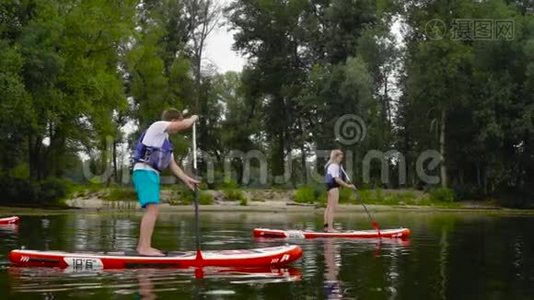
[325,149,343,168]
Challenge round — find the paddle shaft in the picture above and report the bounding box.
[340,167,381,233]
[192,122,201,253]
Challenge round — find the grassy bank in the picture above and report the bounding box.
[293,185,482,209]
[68,184,244,206]
[64,183,502,210]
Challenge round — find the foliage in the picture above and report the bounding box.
[0,0,532,208]
[429,187,456,203]
[170,186,195,205]
[294,185,316,204]
[295,184,355,204]
[104,187,138,202]
[0,176,68,206]
[223,187,246,201]
[199,192,214,205]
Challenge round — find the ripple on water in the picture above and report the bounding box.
[202,290,236,295]
[6,212,534,299]
[7,266,302,295]
[8,268,193,294]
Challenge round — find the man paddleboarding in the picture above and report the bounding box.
[132,109,199,256]
[324,149,356,232]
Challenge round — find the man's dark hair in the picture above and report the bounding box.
[161,108,183,121]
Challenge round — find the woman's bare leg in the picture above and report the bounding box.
[326,188,339,232]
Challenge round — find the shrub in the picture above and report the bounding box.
[104,187,137,201]
[38,178,68,204]
[355,188,386,204]
[172,189,214,205]
[301,184,356,204]
[223,188,245,201]
[318,190,328,204]
[429,187,455,202]
[0,176,69,206]
[356,189,373,203]
[397,191,416,202]
[452,184,482,201]
[339,188,355,204]
[220,180,239,190]
[240,198,248,206]
[170,186,194,205]
[374,188,385,202]
[198,192,214,205]
[294,185,316,203]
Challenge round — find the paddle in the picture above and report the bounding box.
[340,167,381,238]
[192,120,203,264]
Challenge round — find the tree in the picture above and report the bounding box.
[227,0,308,182]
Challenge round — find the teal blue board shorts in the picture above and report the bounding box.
[133,170,160,208]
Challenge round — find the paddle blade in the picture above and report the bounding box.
[195,249,203,261]
[195,267,205,279]
[371,220,382,238]
[371,221,381,230]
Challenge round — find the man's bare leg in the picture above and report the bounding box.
[137,204,164,256]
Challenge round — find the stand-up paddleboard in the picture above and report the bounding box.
[253,228,410,239]
[9,245,302,270]
[0,216,19,225]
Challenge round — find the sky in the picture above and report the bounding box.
[202,7,405,74]
[80,11,247,164]
[202,3,246,73]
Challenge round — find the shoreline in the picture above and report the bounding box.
[1,187,532,215]
[2,201,534,215]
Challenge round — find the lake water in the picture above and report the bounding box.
[1,210,534,299]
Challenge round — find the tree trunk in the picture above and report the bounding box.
[28,134,44,180]
[440,109,447,188]
[112,139,118,184]
[301,143,307,184]
[383,70,391,139]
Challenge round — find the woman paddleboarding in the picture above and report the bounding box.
[324,149,356,232]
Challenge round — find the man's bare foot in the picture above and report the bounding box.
[149,247,166,255]
[326,228,340,233]
[137,247,165,256]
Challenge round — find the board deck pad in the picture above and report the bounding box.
[253,228,411,239]
[9,245,303,270]
[122,251,190,257]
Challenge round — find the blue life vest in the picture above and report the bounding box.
[325,163,347,190]
[132,130,173,171]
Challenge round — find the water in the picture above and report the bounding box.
[1,210,534,299]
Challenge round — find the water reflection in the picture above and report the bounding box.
[5,212,534,299]
[137,271,156,300]
[0,223,19,252]
[8,266,302,297]
[323,239,342,299]
[0,224,18,234]
[72,216,137,252]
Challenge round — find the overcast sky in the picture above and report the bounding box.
[203,1,246,73]
[202,6,404,74]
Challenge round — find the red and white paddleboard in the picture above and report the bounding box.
[0,216,20,225]
[253,228,411,239]
[9,245,302,270]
